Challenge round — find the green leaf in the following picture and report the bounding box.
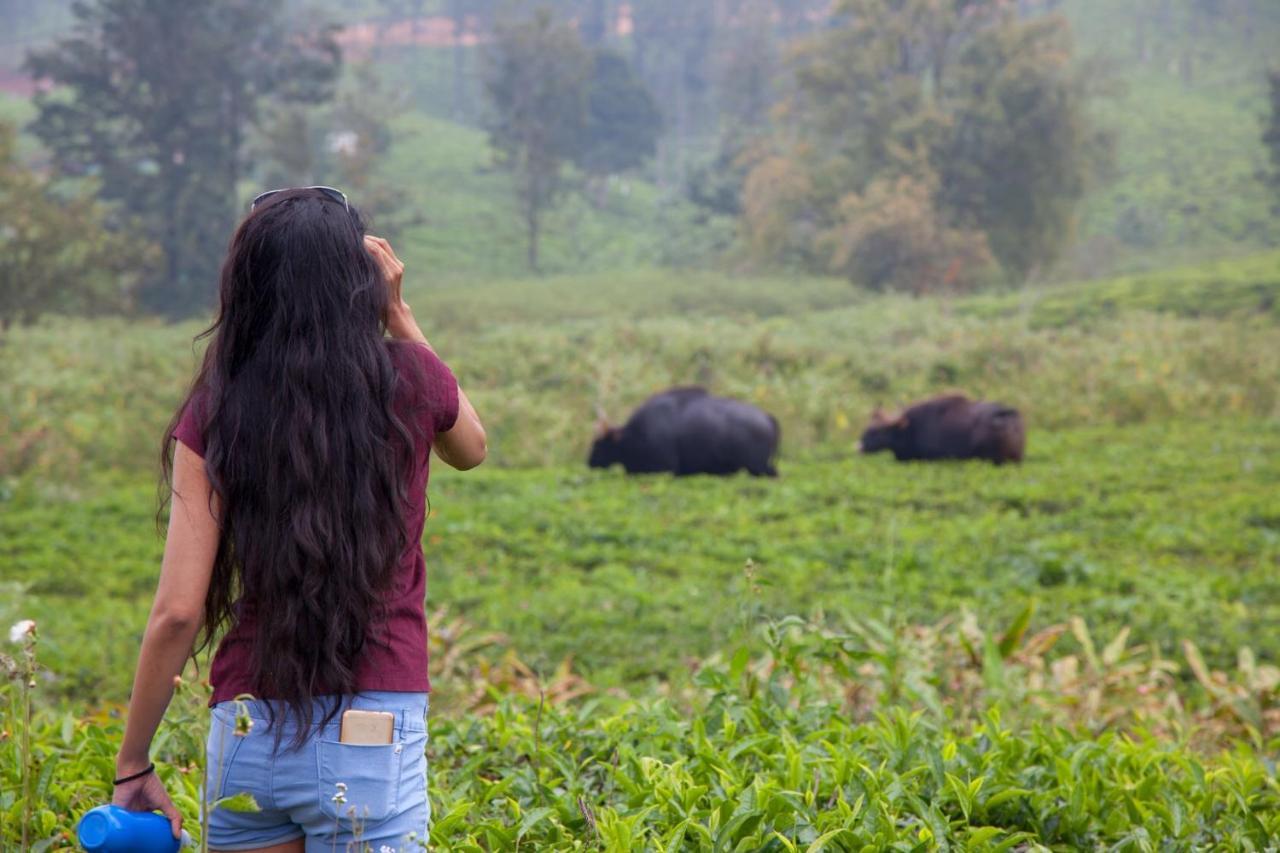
[997,600,1036,659]
[805,829,853,853]
[983,788,1031,810]
[966,826,1003,846]
[517,806,553,839]
[213,792,260,813]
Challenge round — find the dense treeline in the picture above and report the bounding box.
[478,1,1107,288]
[746,1,1110,290]
[415,0,1274,168]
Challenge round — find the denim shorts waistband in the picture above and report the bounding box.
[212,690,428,734]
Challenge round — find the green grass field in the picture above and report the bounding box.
[5,253,1278,477]
[3,256,1280,848]
[6,417,1279,703]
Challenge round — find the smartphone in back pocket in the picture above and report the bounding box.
[340,710,395,744]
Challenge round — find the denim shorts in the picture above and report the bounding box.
[205,691,429,852]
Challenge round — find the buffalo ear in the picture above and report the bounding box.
[592,402,614,440]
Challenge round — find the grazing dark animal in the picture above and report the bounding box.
[589,387,780,476]
[859,394,1025,464]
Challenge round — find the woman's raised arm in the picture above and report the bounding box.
[366,234,487,471]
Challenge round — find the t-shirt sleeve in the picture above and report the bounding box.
[172,390,208,457]
[412,344,460,436]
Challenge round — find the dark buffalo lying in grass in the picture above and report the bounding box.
[589,387,780,476]
[859,394,1025,465]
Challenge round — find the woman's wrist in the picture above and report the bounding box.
[113,762,156,786]
[388,305,430,347]
[115,751,152,777]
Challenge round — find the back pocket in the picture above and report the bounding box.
[316,740,403,823]
[205,710,249,806]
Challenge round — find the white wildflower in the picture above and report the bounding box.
[331,781,347,805]
[8,620,35,644]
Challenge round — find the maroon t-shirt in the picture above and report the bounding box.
[172,343,459,706]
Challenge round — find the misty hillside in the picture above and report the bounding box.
[1062,0,1280,273]
[362,0,1280,277]
[1,0,1277,279]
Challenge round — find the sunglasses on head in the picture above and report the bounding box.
[250,186,349,211]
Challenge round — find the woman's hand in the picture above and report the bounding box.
[362,235,485,469]
[111,768,184,839]
[364,235,424,343]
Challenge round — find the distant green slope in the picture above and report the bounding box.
[378,112,733,279]
[962,250,1280,327]
[1061,0,1280,273]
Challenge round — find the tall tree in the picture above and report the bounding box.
[714,0,779,134]
[482,10,590,271]
[577,49,662,191]
[0,122,155,330]
[937,15,1112,279]
[688,0,781,221]
[25,0,339,317]
[325,64,416,238]
[745,0,1107,288]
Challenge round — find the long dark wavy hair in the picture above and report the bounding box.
[161,189,424,739]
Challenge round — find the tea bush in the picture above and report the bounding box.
[4,611,1279,850]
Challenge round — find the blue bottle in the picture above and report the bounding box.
[77,804,186,853]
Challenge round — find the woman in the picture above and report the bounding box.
[109,187,487,852]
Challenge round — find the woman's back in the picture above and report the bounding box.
[111,188,486,853]
[174,340,460,706]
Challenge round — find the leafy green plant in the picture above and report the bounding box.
[6,602,1280,849]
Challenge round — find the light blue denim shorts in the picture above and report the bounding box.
[205,691,429,852]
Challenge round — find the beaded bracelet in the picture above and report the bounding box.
[113,762,156,786]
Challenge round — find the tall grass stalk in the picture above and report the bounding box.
[6,620,38,853]
[20,677,30,853]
